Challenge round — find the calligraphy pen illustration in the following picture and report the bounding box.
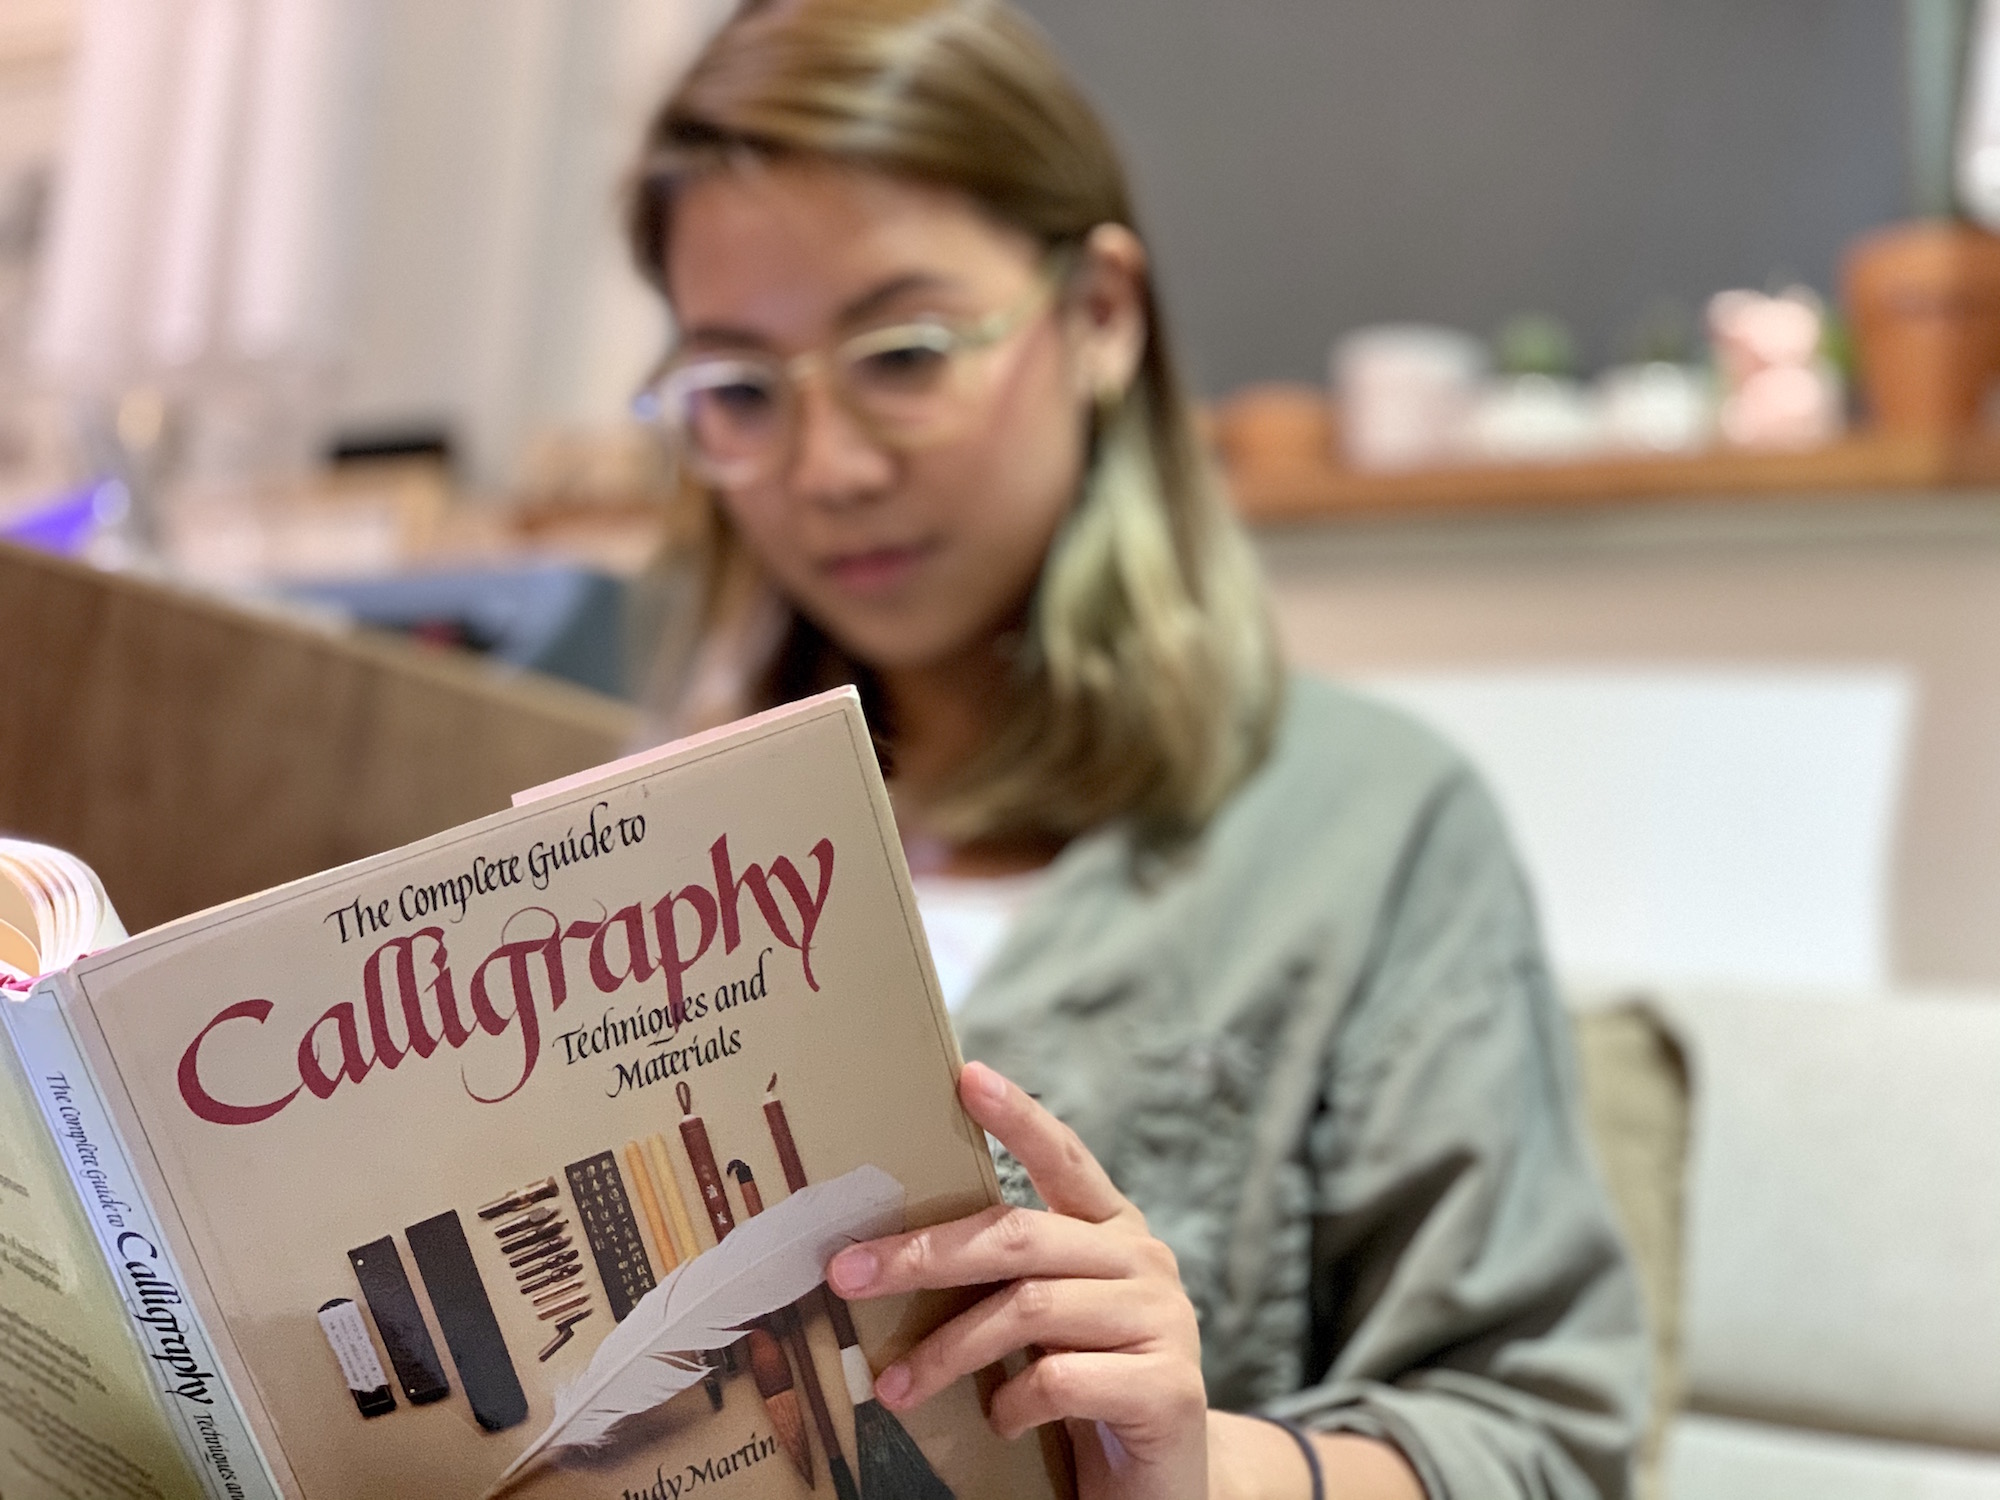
[731,1156,857,1500]
[766,1077,958,1499]
[679,1083,813,1484]
[484,1163,903,1497]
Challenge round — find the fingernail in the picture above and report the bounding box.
[830,1247,877,1294]
[967,1063,1006,1104]
[875,1363,911,1407]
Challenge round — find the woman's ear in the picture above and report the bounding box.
[1069,222,1150,402]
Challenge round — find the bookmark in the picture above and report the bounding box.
[405,1211,529,1433]
[316,1297,396,1418]
[565,1151,658,1322]
[766,1077,950,1500]
[347,1236,450,1406]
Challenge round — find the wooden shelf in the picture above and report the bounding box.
[1223,429,2000,527]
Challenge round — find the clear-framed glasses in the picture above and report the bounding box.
[633,265,1064,488]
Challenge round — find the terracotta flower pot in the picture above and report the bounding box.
[1211,383,1335,475]
[1843,218,2000,435]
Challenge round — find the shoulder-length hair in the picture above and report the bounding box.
[627,0,1282,848]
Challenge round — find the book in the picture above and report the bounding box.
[0,840,211,1500]
[1,688,1073,1500]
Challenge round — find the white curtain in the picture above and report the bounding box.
[34,0,728,488]
[35,0,369,391]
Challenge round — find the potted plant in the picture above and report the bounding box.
[1842,0,2000,436]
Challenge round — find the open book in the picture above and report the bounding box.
[0,689,1072,1500]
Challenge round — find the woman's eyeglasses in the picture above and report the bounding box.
[634,267,1063,488]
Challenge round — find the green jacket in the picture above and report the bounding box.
[954,677,1647,1499]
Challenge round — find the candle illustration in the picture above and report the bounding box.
[624,1141,679,1278]
[764,1075,956,1499]
[647,1133,700,1263]
[679,1081,813,1485]
[645,1126,722,1410]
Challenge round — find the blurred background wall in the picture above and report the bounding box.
[8,0,732,495]
[1015,0,1908,392]
[333,0,729,485]
[1,0,1921,486]
[17,0,2000,995]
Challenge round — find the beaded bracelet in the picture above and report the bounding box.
[1253,1415,1326,1500]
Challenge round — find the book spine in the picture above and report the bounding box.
[2,975,285,1500]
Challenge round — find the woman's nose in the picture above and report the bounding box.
[786,376,896,504]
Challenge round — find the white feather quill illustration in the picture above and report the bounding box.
[486,1163,904,1496]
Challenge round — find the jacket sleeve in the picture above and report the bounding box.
[1271,770,1650,1500]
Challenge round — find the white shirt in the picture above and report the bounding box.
[911,869,1048,1013]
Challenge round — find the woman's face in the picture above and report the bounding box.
[664,162,1139,676]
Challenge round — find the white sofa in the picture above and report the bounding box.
[1328,667,1993,1495]
[1577,990,2000,1500]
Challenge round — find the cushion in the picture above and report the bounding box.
[1666,1412,2000,1500]
[1570,998,1692,1499]
[1663,989,2000,1450]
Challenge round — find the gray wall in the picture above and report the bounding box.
[1013,0,1909,395]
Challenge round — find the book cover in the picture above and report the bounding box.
[0,1002,208,1500]
[36,689,1071,1500]
[0,837,213,1500]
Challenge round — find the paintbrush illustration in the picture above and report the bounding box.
[765,1076,957,1499]
[485,1165,904,1497]
[730,1157,859,1500]
[680,1082,813,1487]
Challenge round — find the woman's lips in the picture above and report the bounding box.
[822,541,935,595]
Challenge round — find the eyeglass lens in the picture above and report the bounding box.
[657,277,1048,483]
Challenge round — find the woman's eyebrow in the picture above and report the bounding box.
[678,321,772,350]
[838,271,958,325]
[677,272,961,349]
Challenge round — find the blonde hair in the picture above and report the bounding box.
[628,0,1282,847]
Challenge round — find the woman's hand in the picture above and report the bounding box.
[826,1060,1210,1500]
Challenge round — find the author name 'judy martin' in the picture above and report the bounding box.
[620,1431,780,1499]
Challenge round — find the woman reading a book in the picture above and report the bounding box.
[626,3,1648,1496]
